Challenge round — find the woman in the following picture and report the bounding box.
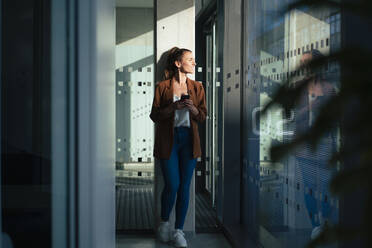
[149,47,207,247]
[295,49,337,240]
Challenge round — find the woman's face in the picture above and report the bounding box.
[300,53,313,66]
[176,51,196,74]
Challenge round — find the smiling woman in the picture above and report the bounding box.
[150,46,206,247]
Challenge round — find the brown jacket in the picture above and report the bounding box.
[149,77,207,159]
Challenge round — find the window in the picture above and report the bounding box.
[244,3,341,247]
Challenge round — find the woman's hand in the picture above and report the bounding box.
[183,99,199,116]
[173,100,186,110]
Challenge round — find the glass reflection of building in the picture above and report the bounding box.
[248,1,342,246]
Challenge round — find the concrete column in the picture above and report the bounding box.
[155,0,196,236]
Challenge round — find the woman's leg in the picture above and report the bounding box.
[174,127,197,230]
[298,157,319,227]
[160,136,180,222]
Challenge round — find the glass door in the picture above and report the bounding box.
[205,20,221,210]
[115,0,155,232]
[205,32,213,198]
[1,2,55,247]
[195,17,223,232]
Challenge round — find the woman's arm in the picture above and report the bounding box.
[186,83,207,123]
[149,84,185,123]
[149,85,173,122]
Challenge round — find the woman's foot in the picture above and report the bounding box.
[311,221,329,240]
[173,229,187,247]
[157,221,170,243]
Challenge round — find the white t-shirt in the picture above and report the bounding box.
[173,95,190,127]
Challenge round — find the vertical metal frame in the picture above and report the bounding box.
[211,21,217,207]
[204,16,218,206]
[51,0,116,247]
[221,0,242,231]
[240,0,246,229]
[216,0,225,222]
[205,33,211,193]
[0,0,2,246]
[76,0,115,247]
[51,0,74,246]
[205,22,213,196]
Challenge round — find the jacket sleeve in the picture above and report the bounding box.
[149,84,173,123]
[190,82,207,123]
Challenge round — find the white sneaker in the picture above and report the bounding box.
[310,225,324,240]
[311,220,329,240]
[173,229,187,248]
[157,221,170,243]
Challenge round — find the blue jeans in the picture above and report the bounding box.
[160,127,197,230]
[297,157,336,227]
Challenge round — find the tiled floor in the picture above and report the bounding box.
[116,233,233,248]
[115,183,219,232]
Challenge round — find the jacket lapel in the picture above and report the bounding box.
[186,77,197,104]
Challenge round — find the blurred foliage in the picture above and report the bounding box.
[263,0,372,247]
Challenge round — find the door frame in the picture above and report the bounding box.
[51,0,116,247]
[0,0,3,245]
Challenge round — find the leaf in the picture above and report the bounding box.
[330,164,372,195]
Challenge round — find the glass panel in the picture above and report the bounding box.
[205,33,213,195]
[1,1,52,247]
[196,24,221,232]
[214,17,224,223]
[115,0,155,231]
[206,21,219,209]
[212,22,217,208]
[244,1,341,247]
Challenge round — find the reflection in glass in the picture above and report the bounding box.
[245,1,341,247]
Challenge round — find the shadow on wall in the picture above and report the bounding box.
[116,0,194,45]
[156,0,194,21]
[116,7,154,45]
[156,51,169,82]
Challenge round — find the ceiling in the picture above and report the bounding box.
[116,0,153,8]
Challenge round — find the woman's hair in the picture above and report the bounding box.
[303,49,324,61]
[164,47,191,80]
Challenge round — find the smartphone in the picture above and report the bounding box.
[181,94,190,100]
